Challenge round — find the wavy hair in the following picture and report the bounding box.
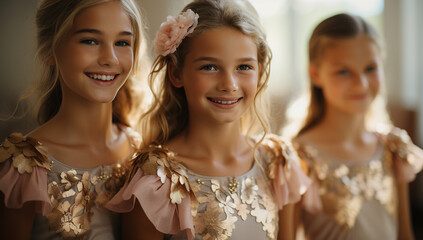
[142,0,272,146]
[32,0,148,126]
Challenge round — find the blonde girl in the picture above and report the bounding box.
[291,13,423,240]
[0,0,147,239]
[107,0,310,239]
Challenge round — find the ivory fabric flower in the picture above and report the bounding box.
[154,9,199,56]
[46,200,88,238]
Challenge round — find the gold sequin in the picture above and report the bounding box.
[228,177,239,193]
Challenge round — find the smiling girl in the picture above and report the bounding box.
[0,0,147,239]
[106,0,310,239]
[289,13,423,240]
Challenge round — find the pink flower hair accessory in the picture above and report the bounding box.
[154,9,199,56]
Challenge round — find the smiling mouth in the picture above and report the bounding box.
[86,73,118,81]
[207,97,242,105]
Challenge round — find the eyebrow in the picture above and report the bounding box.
[193,57,257,62]
[74,28,133,36]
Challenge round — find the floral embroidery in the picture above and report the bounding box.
[61,170,79,198]
[96,162,130,205]
[44,163,130,239]
[192,176,278,240]
[0,132,50,173]
[383,126,423,172]
[241,177,258,204]
[154,9,199,56]
[0,129,139,239]
[133,140,285,240]
[295,132,402,230]
[46,200,89,239]
[261,135,293,186]
[131,146,197,205]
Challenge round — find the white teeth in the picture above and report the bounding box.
[88,74,115,81]
[210,98,239,104]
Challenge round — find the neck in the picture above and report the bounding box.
[51,96,116,145]
[317,105,368,142]
[174,118,249,160]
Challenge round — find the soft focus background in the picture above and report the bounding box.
[1,0,422,236]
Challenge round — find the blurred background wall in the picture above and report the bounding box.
[0,0,422,236]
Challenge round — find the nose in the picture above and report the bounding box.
[353,74,369,89]
[217,71,239,92]
[98,44,119,66]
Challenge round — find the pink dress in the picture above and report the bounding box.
[106,134,311,240]
[294,127,423,240]
[0,126,141,240]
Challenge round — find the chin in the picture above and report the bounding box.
[216,115,242,125]
[347,107,370,115]
[91,94,118,104]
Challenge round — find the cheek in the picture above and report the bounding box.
[117,48,134,70]
[321,80,345,104]
[241,74,259,95]
[323,77,343,94]
[58,48,92,73]
[369,77,380,96]
[191,75,213,92]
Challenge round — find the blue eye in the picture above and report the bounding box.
[238,65,252,71]
[80,39,96,45]
[200,65,217,71]
[116,41,130,47]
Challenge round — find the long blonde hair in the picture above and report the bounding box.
[142,0,272,146]
[294,13,390,136]
[33,0,148,126]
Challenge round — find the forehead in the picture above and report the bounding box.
[186,26,257,59]
[321,35,381,64]
[72,1,132,32]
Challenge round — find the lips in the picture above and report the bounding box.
[85,73,118,81]
[207,97,243,106]
[348,93,369,100]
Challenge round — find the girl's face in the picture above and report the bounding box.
[175,26,259,125]
[311,35,382,115]
[55,1,134,104]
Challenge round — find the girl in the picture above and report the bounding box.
[290,13,423,240]
[107,0,311,239]
[0,0,147,239]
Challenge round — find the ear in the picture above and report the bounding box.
[308,63,321,87]
[168,63,183,88]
